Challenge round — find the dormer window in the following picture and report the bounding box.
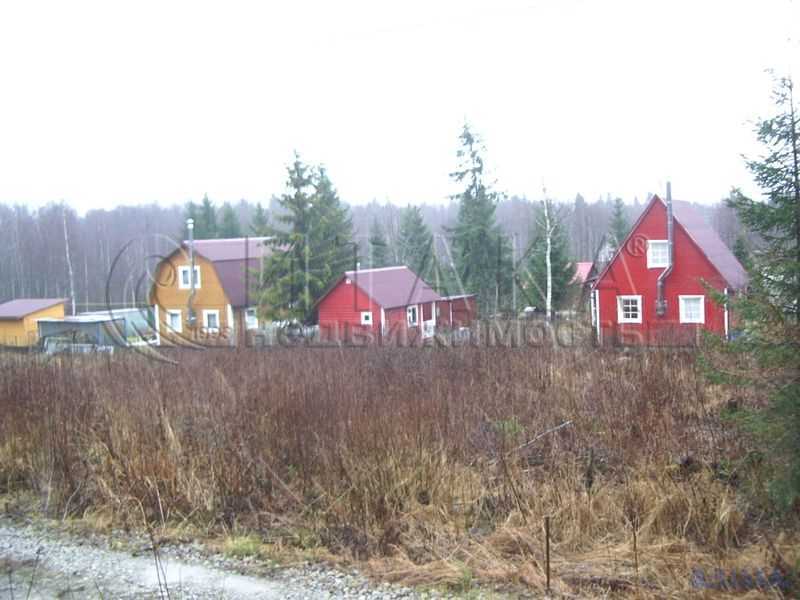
[647,240,669,269]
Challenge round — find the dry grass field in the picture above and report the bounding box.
[0,345,796,597]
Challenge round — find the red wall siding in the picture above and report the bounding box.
[595,200,727,345]
[438,297,477,328]
[318,278,382,343]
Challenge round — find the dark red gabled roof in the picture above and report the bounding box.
[670,199,748,290]
[343,266,442,309]
[0,298,66,320]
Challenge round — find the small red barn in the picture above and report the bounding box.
[591,191,747,345]
[317,266,471,344]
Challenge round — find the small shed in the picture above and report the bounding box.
[80,308,157,345]
[437,294,478,329]
[0,298,66,347]
[38,314,129,349]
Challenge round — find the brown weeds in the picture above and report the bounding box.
[0,346,794,596]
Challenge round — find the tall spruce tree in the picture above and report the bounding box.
[707,76,800,510]
[608,197,630,248]
[524,200,575,315]
[218,202,242,238]
[397,205,434,279]
[367,218,391,268]
[260,155,354,323]
[250,202,269,235]
[196,194,217,239]
[449,124,512,315]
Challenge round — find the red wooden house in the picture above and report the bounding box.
[591,189,747,345]
[316,266,476,344]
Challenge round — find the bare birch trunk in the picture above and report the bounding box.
[62,205,76,316]
[544,199,553,321]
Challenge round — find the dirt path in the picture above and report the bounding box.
[0,516,423,599]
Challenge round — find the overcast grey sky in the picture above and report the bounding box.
[0,0,798,213]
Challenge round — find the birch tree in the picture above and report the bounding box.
[62,204,76,315]
[525,198,574,319]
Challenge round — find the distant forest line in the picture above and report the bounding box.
[0,193,742,309]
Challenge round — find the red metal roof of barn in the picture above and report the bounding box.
[343,266,442,309]
[0,298,66,320]
[181,237,273,307]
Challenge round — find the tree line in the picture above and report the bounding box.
[0,131,744,315]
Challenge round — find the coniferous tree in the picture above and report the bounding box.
[608,197,630,248]
[449,123,512,315]
[524,200,575,315]
[251,203,269,235]
[218,202,242,238]
[707,76,800,511]
[260,155,354,323]
[397,205,435,280]
[732,233,751,268]
[367,218,391,268]
[195,194,217,239]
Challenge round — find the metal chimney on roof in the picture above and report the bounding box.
[186,218,197,327]
[656,182,674,317]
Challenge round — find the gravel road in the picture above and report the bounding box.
[0,516,449,599]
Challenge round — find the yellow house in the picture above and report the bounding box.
[0,299,67,347]
[149,237,271,346]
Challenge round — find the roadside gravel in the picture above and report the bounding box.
[0,515,462,599]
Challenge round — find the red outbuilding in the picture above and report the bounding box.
[316,266,477,344]
[437,294,478,329]
[591,189,747,346]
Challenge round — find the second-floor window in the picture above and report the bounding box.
[178,265,201,289]
[647,240,669,268]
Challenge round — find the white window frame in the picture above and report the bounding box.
[679,295,705,324]
[360,311,372,325]
[166,309,182,333]
[245,307,259,330]
[617,295,642,324]
[178,265,202,290]
[202,309,220,332]
[646,240,669,269]
[406,305,418,327]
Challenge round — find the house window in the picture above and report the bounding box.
[178,265,202,290]
[617,295,642,324]
[679,295,705,324]
[406,305,418,327]
[167,309,182,333]
[203,309,220,332]
[245,308,258,330]
[647,240,669,269]
[360,311,372,325]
